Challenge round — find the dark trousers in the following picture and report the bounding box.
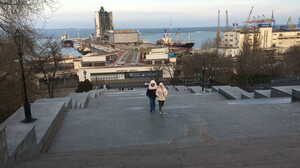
[159,101,164,111]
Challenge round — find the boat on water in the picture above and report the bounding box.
[61,33,73,47]
[78,47,91,55]
[73,42,80,50]
[156,29,194,49]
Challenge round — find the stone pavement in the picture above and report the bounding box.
[7,87,300,167]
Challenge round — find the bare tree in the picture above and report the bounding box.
[150,64,163,83]
[29,37,63,98]
[282,45,300,78]
[181,50,233,85]
[0,35,38,123]
[0,0,57,34]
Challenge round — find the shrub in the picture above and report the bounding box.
[75,79,93,93]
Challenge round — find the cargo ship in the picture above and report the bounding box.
[156,29,194,49]
[61,33,73,47]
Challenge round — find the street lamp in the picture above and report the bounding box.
[83,70,87,80]
[201,65,205,92]
[14,29,36,123]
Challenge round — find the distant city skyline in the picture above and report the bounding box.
[40,0,300,29]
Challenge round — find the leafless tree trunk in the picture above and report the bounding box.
[28,37,62,98]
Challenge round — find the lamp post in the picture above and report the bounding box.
[201,65,205,92]
[83,70,87,81]
[14,29,36,123]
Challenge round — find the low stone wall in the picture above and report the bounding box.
[0,101,66,167]
[0,126,8,168]
[8,125,38,164]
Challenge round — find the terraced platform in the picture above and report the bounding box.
[5,87,300,167]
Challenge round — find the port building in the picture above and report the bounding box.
[109,30,139,44]
[223,26,300,57]
[94,6,114,37]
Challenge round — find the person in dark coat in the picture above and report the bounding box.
[146,80,157,112]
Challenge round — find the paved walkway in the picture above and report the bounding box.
[8,135,300,167]
[8,87,300,167]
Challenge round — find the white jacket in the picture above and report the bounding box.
[156,85,168,101]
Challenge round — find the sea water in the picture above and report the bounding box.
[38,27,222,57]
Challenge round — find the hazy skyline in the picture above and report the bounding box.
[41,0,300,29]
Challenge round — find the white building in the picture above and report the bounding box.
[144,48,169,65]
[77,66,172,82]
[223,26,300,56]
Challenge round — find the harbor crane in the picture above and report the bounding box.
[226,10,230,32]
[287,17,294,30]
[244,7,254,31]
[215,10,221,47]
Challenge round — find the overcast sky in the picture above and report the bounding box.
[41,0,300,29]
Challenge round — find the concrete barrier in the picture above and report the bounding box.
[271,86,300,98]
[292,88,300,102]
[254,90,271,98]
[31,102,66,151]
[7,125,38,164]
[0,126,8,168]
[34,98,72,109]
[0,101,66,166]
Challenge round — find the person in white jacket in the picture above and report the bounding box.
[156,82,168,115]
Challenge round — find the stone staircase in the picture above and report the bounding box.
[7,135,300,168]
[0,89,105,167]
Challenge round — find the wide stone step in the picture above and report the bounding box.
[218,86,249,100]
[7,135,300,168]
[292,88,300,102]
[271,86,300,98]
[254,90,271,98]
[67,92,90,109]
[174,86,189,92]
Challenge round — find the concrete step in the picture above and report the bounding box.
[271,86,300,98]
[212,85,229,92]
[241,92,254,99]
[218,86,249,100]
[67,92,90,109]
[292,88,300,102]
[174,86,189,92]
[87,89,103,99]
[7,135,300,168]
[254,90,271,98]
[187,86,211,93]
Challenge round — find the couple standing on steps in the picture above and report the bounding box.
[146,80,168,115]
